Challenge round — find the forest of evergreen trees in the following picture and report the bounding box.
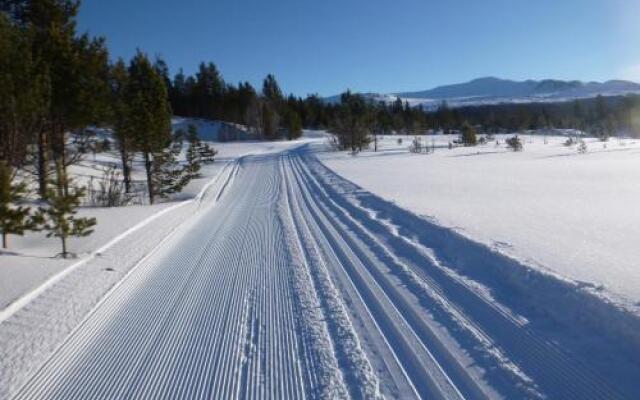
[169,64,640,150]
[2,0,640,254]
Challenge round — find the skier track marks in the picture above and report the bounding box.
[292,146,631,400]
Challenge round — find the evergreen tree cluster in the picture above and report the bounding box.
[0,1,201,255]
[308,92,640,151]
[159,56,640,149]
[168,67,304,140]
[1,1,106,256]
[451,94,640,137]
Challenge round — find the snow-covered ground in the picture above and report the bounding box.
[319,133,640,309]
[3,128,640,399]
[0,125,326,398]
[6,141,639,399]
[0,122,320,311]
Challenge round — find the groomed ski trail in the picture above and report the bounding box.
[10,147,639,399]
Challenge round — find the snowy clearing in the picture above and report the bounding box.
[320,133,640,308]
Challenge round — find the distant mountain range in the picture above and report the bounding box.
[326,77,640,109]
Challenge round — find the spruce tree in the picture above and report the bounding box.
[198,144,217,164]
[0,163,34,249]
[36,162,96,258]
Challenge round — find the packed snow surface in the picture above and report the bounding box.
[4,135,640,399]
[320,134,640,305]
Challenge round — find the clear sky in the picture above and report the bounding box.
[77,0,640,97]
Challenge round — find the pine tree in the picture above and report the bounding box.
[194,62,225,119]
[437,101,455,134]
[23,1,110,197]
[237,82,258,126]
[262,74,283,103]
[185,126,202,178]
[460,121,477,146]
[284,109,303,140]
[109,58,133,193]
[261,102,279,139]
[36,162,96,258]
[151,139,190,199]
[125,51,172,204]
[0,13,47,180]
[0,163,35,249]
[331,92,372,153]
[594,95,610,141]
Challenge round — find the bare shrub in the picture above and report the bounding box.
[87,167,133,207]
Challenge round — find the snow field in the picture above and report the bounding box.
[321,133,640,307]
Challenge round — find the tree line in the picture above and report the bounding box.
[315,92,640,151]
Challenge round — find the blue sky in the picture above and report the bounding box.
[77,0,640,97]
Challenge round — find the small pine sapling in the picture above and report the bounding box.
[506,135,523,152]
[36,163,96,258]
[198,143,218,164]
[185,127,202,179]
[577,139,588,154]
[460,121,477,146]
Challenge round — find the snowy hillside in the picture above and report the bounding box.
[328,77,640,109]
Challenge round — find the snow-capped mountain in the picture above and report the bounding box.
[328,77,640,109]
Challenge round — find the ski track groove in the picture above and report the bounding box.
[287,152,471,400]
[280,154,380,399]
